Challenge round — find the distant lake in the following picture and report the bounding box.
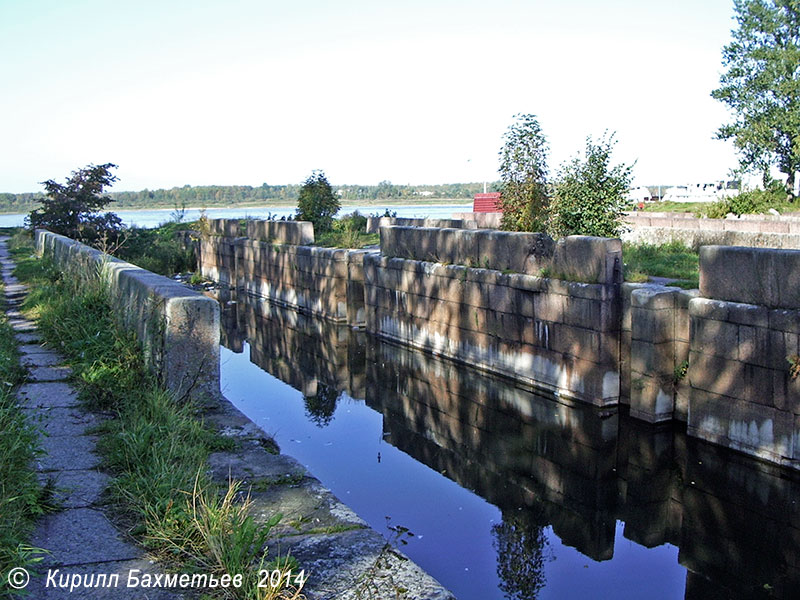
[0,203,473,229]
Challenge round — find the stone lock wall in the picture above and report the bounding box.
[36,230,221,402]
[196,217,800,470]
[365,216,481,233]
[627,286,696,423]
[364,227,623,406]
[199,219,369,324]
[686,245,800,468]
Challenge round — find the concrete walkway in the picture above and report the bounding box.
[0,238,182,599]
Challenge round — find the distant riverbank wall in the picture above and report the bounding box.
[624,211,800,249]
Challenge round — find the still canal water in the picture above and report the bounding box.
[218,293,800,600]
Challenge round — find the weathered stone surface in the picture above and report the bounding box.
[247,477,367,538]
[688,392,795,463]
[630,340,674,376]
[270,528,455,600]
[690,317,739,360]
[36,435,100,472]
[20,349,64,367]
[700,245,800,309]
[18,382,80,408]
[246,219,315,245]
[207,218,242,237]
[39,469,110,509]
[24,406,102,437]
[28,365,73,381]
[15,331,42,344]
[33,508,142,566]
[366,216,476,233]
[629,372,674,423]
[37,229,220,401]
[551,236,622,285]
[207,440,306,484]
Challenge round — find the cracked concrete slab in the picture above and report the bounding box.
[24,406,103,437]
[18,382,80,408]
[20,350,66,367]
[39,469,110,509]
[28,365,73,381]
[32,508,142,567]
[37,435,100,472]
[208,440,306,484]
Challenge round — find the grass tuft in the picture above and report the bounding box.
[623,241,699,288]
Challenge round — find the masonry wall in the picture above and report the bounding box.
[686,245,800,468]
[365,217,479,233]
[364,228,623,406]
[623,212,800,250]
[199,219,369,324]
[36,229,220,401]
[451,211,503,229]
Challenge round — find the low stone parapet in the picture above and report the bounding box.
[699,245,800,308]
[380,227,622,284]
[451,212,503,229]
[207,218,243,238]
[245,220,314,245]
[36,229,220,402]
[365,217,477,233]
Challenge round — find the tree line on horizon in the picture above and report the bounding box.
[0,181,494,213]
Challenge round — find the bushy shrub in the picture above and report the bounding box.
[498,114,550,232]
[296,170,340,234]
[548,133,633,238]
[27,163,123,243]
[114,222,196,275]
[703,182,785,218]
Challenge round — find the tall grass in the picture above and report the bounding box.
[15,252,300,599]
[623,241,699,288]
[0,245,51,594]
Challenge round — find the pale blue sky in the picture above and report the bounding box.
[1,0,738,193]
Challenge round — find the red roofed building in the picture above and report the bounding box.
[473,192,501,213]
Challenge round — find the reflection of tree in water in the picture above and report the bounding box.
[492,511,552,600]
[303,383,341,427]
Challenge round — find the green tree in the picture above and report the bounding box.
[712,0,800,199]
[27,163,122,242]
[498,114,550,232]
[548,133,633,238]
[295,170,340,234]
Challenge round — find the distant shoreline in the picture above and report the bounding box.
[0,198,474,216]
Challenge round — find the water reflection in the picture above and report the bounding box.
[218,290,800,600]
